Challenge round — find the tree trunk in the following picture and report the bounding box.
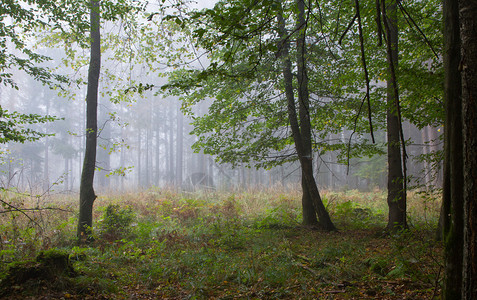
[137,128,142,187]
[176,104,183,188]
[296,0,319,226]
[43,97,50,192]
[145,124,150,188]
[278,1,335,231]
[460,0,477,296]
[77,0,100,243]
[383,0,407,231]
[154,110,161,186]
[442,0,464,297]
[301,176,318,225]
[168,109,175,184]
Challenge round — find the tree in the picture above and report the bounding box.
[460,0,477,295]
[77,0,101,243]
[442,0,477,297]
[277,0,335,230]
[163,0,336,229]
[382,0,407,231]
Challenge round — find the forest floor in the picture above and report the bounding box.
[0,187,442,299]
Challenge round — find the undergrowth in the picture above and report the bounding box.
[0,187,442,299]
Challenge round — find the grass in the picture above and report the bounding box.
[0,186,443,299]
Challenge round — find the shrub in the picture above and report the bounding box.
[98,204,135,241]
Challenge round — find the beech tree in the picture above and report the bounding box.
[442,0,477,298]
[277,0,335,229]
[74,0,144,241]
[163,0,337,229]
[77,0,101,242]
[382,0,407,231]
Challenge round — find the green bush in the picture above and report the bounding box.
[98,204,135,241]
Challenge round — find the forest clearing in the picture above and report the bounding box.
[1,0,476,298]
[0,187,442,299]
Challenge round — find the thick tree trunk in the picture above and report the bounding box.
[460,0,477,297]
[442,0,464,297]
[77,0,100,243]
[301,176,318,225]
[278,1,335,231]
[383,0,406,231]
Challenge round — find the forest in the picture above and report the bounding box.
[0,0,476,299]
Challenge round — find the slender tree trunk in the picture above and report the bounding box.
[137,128,142,187]
[383,0,406,231]
[77,0,100,242]
[168,110,175,184]
[278,1,335,230]
[146,125,150,187]
[296,0,318,226]
[176,104,183,188]
[120,126,125,191]
[460,0,477,296]
[64,158,69,191]
[421,127,430,189]
[43,97,50,192]
[154,110,161,186]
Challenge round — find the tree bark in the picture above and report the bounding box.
[442,0,464,297]
[77,0,100,243]
[460,0,477,297]
[383,0,407,231]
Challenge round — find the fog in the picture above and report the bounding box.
[0,0,442,196]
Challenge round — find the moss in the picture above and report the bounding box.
[36,249,76,277]
[0,248,76,296]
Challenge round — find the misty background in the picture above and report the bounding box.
[0,0,442,195]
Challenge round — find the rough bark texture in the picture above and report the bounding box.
[77,0,100,243]
[301,177,318,225]
[383,0,406,231]
[277,1,335,231]
[460,0,477,297]
[442,0,464,297]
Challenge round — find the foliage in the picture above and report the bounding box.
[97,204,135,241]
[0,107,61,144]
[157,0,443,178]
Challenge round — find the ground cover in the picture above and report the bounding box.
[0,187,442,299]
